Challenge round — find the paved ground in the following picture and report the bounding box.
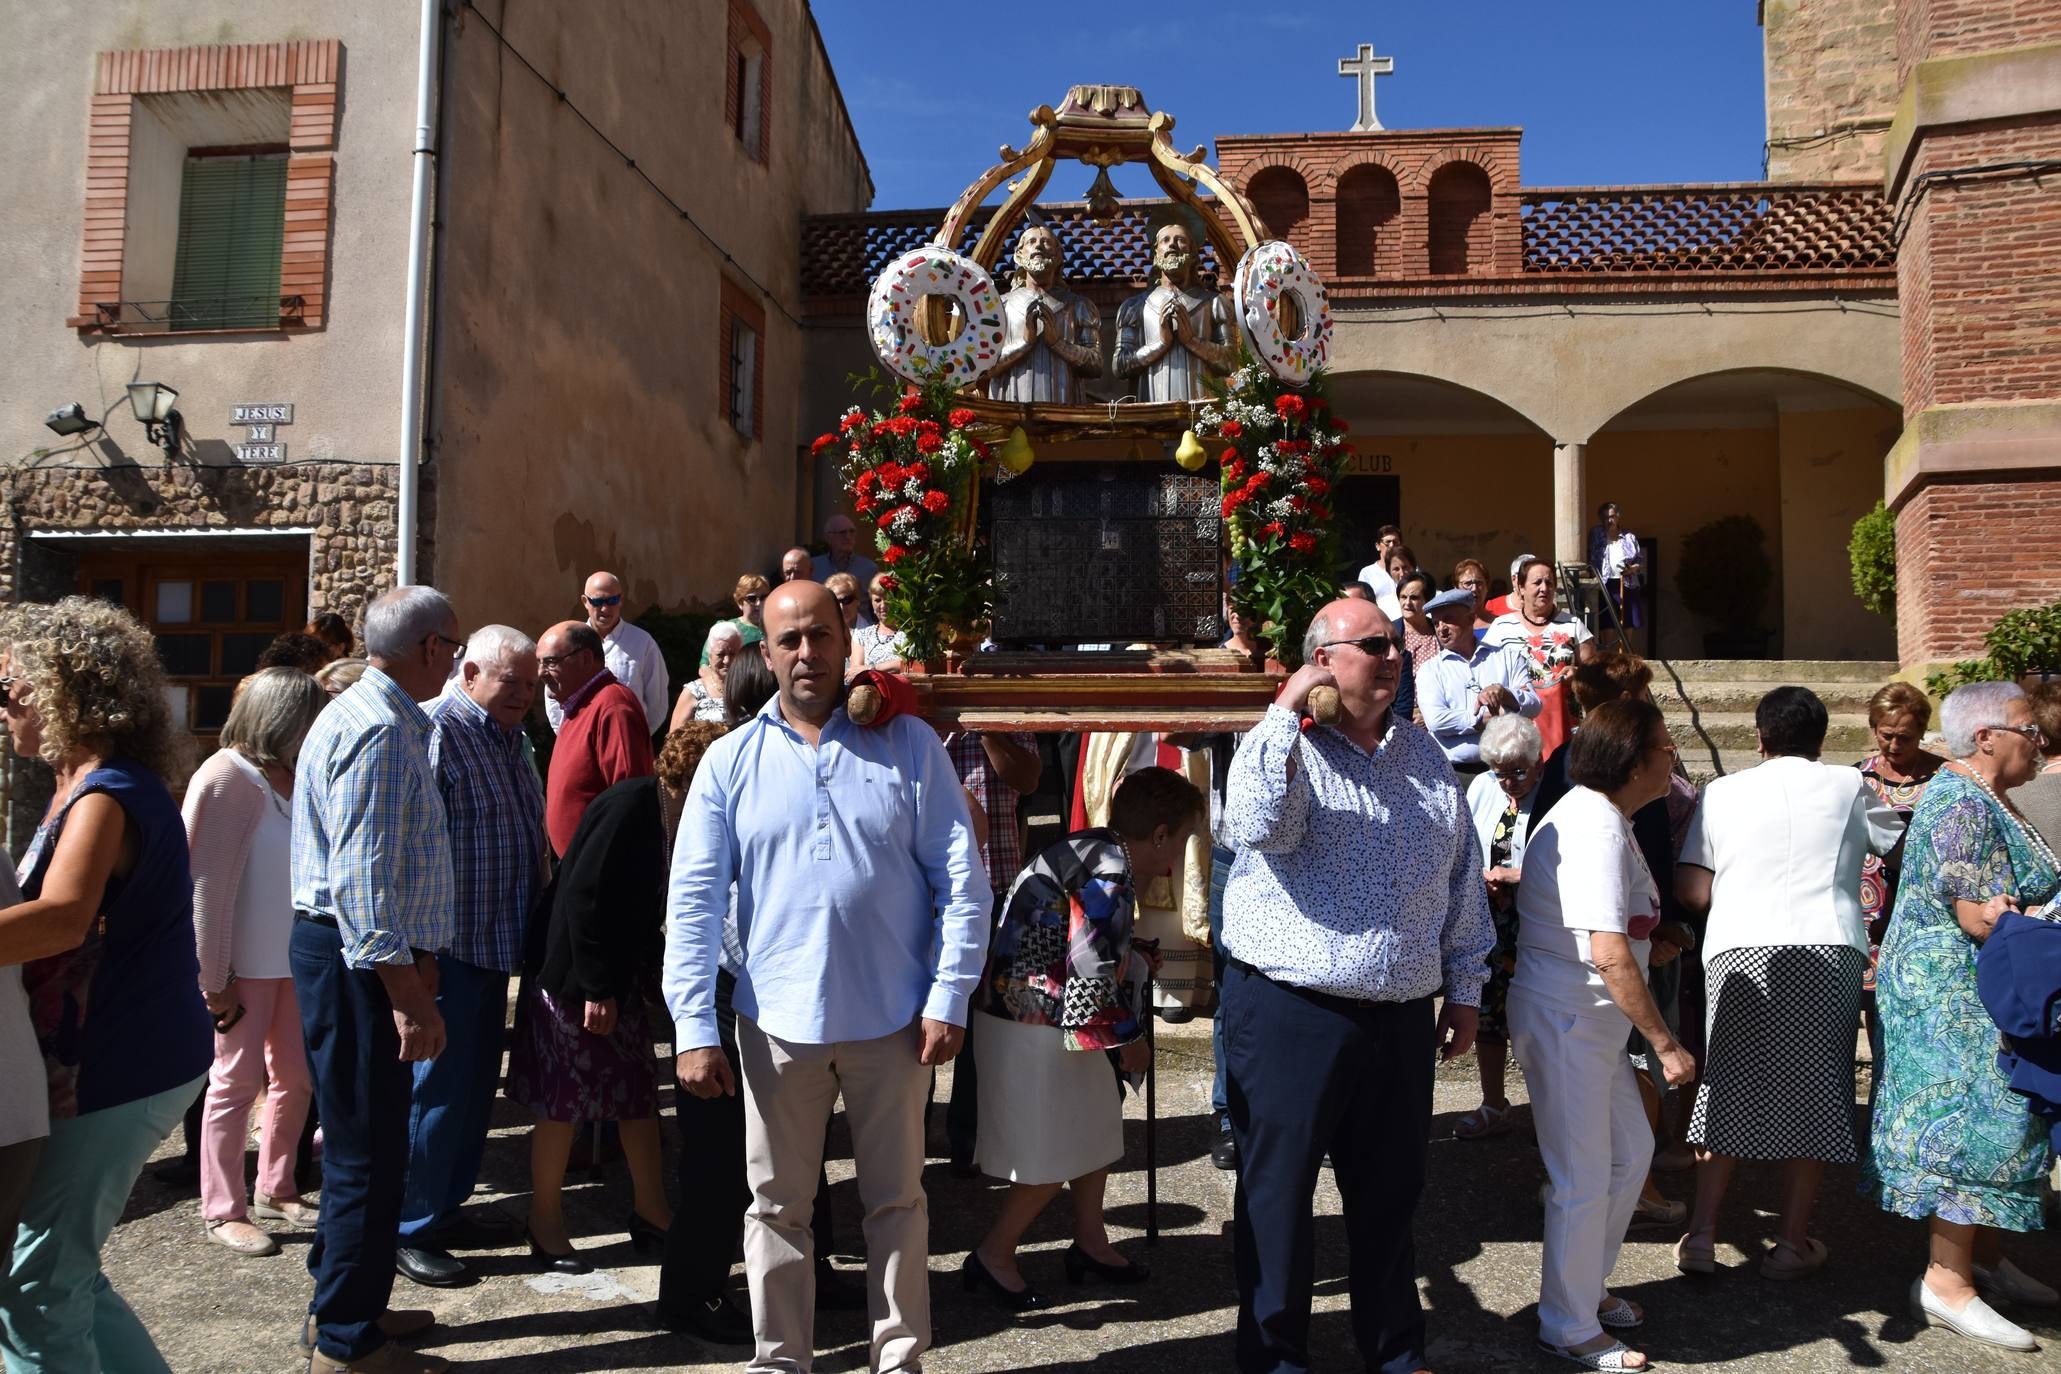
[105,1017,2060,1372]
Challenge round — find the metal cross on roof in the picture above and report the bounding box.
[1338,42,1394,132]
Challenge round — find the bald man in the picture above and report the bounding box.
[779,547,814,583]
[665,580,988,1371]
[544,571,669,736]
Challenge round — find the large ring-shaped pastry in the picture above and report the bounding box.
[865,247,1005,386]
[1233,241,1333,385]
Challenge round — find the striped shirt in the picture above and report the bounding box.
[944,731,1035,893]
[428,688,546,973]
[291,666,455,969]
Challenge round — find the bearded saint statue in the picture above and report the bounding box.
[986,224,1103,404]
[1113,221,1235,403]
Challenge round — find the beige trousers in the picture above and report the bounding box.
[737,1016,933,1373]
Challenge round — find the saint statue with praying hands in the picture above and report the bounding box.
[1113,221,1235,403]
[987,224,1103,404]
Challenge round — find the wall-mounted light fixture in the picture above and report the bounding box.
[44,403,99,437]
[125,381,182,457]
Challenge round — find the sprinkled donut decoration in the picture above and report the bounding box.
[1233,241,1333,385]
[865,247,1005,386]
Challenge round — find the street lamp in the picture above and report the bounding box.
[125,381,182,457]
[44,403,98,437]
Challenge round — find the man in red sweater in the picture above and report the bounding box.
[538,620,654,855]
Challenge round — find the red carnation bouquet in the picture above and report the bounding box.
[1196,350,1352,667]
[813,375,991,666]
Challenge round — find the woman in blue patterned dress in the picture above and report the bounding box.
[1865,681,2060,1353]
[962,767,1205,1312]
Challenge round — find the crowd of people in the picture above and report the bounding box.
[0,502,2053,1373]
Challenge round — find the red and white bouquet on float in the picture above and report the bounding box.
[1195,352,1352,667]
[812,378,992,667]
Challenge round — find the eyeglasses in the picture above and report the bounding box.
[424,632,464,661]
[584,594,622,608]
[743,593,767,605]
[1320,635,1396,658]
[1989,723,2048,747]
[1492,766,1532,784]
[1645,741,1680,759]
[537,652,588,670]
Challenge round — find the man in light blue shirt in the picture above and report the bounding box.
[1416,588,1541,768]
[666,580,987,1373]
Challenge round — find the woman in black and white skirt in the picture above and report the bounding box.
[1671,687,1904,1279]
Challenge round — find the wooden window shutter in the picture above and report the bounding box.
[170,155,286,330]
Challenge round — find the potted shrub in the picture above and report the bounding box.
[1847,500,1896,618]
[1676,514,1774,658]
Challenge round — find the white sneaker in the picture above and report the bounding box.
[1911,1276,2040,1351]
[1977,1258,2060,1307]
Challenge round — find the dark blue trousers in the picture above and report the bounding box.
[291,917,411,1362]
[1222,961,1435,1374]
[398,956,510,1242]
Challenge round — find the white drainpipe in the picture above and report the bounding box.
[395,0,441,585]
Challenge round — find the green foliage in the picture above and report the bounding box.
[882,540,990,666]
[1675,514,1773,630]
[1847,501,1897,618]
[1924,599,2061,696]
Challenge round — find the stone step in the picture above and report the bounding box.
[1648,675,1882,714]
[1660,709,1873,755]
[1681,748,1871,786]
[1655,659,1899,684]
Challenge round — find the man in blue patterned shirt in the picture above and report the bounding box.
[1219,594,1495,1374]
[395,625,546,1288]
[290,585,461,1374]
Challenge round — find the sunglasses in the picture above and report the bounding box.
[743,593,767,605]
[584,594,622,608]
[1320,634,1396,658]
[833,594,856,607]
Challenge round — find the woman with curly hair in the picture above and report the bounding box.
[0,596,212,1372]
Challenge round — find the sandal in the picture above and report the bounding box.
[1597,1295,1643,1330]
[1453,1101,1515,1140]
[1674,1234,1716,1274]
[1537,1337,1647,1370]
[203,1218,280,1256]
[1760,1236,1828,1280]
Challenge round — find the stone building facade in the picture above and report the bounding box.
[1760,0,1900,180]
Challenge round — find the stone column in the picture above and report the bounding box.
[1553,442,1586,567]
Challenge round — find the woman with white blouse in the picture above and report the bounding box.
[184,667,330,1256]
[1672,686,1902,1280]
[1511,698,1695,1372]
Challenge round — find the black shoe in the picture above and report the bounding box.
[960,1251,1048,1311]
[525,1229,592,1276]
[815,1261,867,1311]
[657,1293,753,1345]
[1063,1242,1149,1286]
[152,1155,201,1188]
[395,1245,469,1288]
[948,1154,980,1179]
[626,1211,668,1255]
[423,1211,520,1251]
[1210,1125,1239,1171]
[1157,1006,1195,1025]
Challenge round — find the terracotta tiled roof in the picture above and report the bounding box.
[800,200,1225,299]
[800,184,1896,299]
[1520,184,1895,274]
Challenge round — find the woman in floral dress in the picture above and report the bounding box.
[1865,681,2059,1353]
[1852,682,1944,1092]
[1485,557,1597,760]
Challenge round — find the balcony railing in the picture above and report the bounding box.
[89,295,305,332]
[1520,183,1894,274]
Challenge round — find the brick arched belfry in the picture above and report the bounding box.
[1426,161,1493,275]
[1335,162,1401,277]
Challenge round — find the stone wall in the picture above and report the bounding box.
[0,459,401,624]
[1761,0,1899,181]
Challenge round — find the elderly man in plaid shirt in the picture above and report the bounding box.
[940,730,1040,1175]
[394,625,548,1289]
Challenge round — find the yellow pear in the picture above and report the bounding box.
[1173,429,1208,471]
[998,425,1035,474]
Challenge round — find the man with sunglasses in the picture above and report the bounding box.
[1416,588,1541,772]
[1218,595,1495,1374]
[544,572,670,739]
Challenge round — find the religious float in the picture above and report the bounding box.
[820,84,1350,733]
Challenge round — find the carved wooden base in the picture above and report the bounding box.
[907,647,1280,732]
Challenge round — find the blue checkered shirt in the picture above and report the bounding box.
[291,667,455,968]
[428,688,546,973]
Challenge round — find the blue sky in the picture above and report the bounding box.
[812,2,1768,210]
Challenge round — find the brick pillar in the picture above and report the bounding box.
[1883,8,2061,668]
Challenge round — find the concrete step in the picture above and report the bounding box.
[1681,748,1870,786]
[1661,709,1873,755]
[1656,659,1899,684]
[1648,676,1882,714]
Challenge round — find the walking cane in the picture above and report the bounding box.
[1145,1000,1158,1246]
